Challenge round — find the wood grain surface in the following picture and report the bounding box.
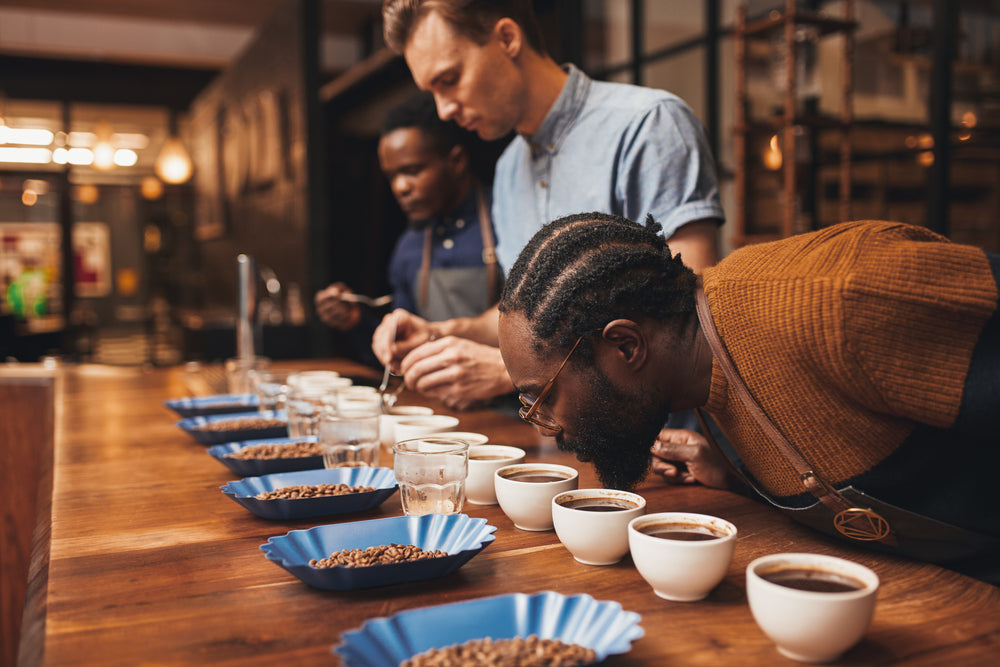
[1,373,54,667]
[17,361,1000,666]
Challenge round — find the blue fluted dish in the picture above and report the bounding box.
[221,467,398,520]
[164,393,258,418]
[260,513,496,591]
[333,591,643,667]
[177,410,287,445]
[207,436,323,476]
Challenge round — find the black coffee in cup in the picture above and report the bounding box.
[759,567,865,593]
[499,469,571,483]
[557,497,637,512]
[638,521,724,541]
[469,453,511,461]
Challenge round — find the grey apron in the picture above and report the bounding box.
[416,184,501,321]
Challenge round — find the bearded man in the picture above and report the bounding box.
[497,212,1000,585]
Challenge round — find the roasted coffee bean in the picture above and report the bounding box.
[254,483,376,500]
[197,417,285,432]
[226,441,324,460]
[309,544,449,568]
[400,635,597,667]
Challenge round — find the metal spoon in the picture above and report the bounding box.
[339,293,392,308]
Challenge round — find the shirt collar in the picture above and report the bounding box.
[408,185,480,232]
[525,63,591,155]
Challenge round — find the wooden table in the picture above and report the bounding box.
[18,361,1000,666]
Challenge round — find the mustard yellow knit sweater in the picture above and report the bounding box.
[702,221,997,499]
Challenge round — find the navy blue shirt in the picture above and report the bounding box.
[388,186,497,318]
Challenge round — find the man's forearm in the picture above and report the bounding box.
[430,304,501,346]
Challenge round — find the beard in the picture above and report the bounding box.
[556,370,669,491]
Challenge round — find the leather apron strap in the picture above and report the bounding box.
[417,226,433,313]
[476,183,500,305]
[694,281,894,543]
[417,182,498,313]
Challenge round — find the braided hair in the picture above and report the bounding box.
[499,212,697,356]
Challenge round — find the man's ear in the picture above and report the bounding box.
[494,17,523,59]
[600,319,647,370]
[447,144,469,174]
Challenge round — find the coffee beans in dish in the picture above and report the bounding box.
[310,544,449,568]
[225,440,323,460]
[400,636,597,667]
[196,417,286,432]
[254,483,375,500]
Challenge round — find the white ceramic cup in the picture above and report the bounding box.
[445,432,489,446]
[746,553,879,663]
[494,463,578,531]
[551,489,646,565]
[392,414,460,442]
[465,444,526,505]
[378,406,435,450]
[628,512,738,601]
[286,370,345,389]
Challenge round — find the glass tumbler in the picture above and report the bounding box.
[318,410,381,468]
[225,356,270,394]
[392,436,470,516]
[252,369,293,413]
[285,383,338,437]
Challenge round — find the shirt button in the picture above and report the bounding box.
[455,219,465,228]
[442,239,455,250]
[436,226,445,236]
[540,181,548,189]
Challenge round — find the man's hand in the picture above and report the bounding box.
[398,337,514,410]
[314,283,361,331]
[372,309,433,372]
[650,428,733,489]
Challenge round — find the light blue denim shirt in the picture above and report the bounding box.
[493,64,725,272]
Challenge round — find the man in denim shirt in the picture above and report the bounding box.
[373,0,724,413]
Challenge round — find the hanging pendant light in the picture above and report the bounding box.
[154,109,192,184]
[92,119,116,171]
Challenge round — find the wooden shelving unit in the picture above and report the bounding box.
[733,0,857,246]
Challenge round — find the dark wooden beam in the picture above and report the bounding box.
[0,55,218,109]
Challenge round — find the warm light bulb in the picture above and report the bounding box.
[92,120,116,170]
[74,184,100,204]
[763,134,783,171]
[154,136,193,184]
[141,175,164,200]
[93,140,116,170]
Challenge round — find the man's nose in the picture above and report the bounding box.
[435,95,459,122]
[392,174,411,195]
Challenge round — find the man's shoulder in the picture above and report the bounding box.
[582,78,690,120]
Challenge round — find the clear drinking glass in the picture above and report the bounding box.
[392,436,470,516]
[318,411,381,468]
[284,373,352,436]
[225,356,270,394]
[252,369,293,412]
[285,384,337,437]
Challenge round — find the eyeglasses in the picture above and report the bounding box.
[518,332,590,436]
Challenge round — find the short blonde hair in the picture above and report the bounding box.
[382,0,547,55]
